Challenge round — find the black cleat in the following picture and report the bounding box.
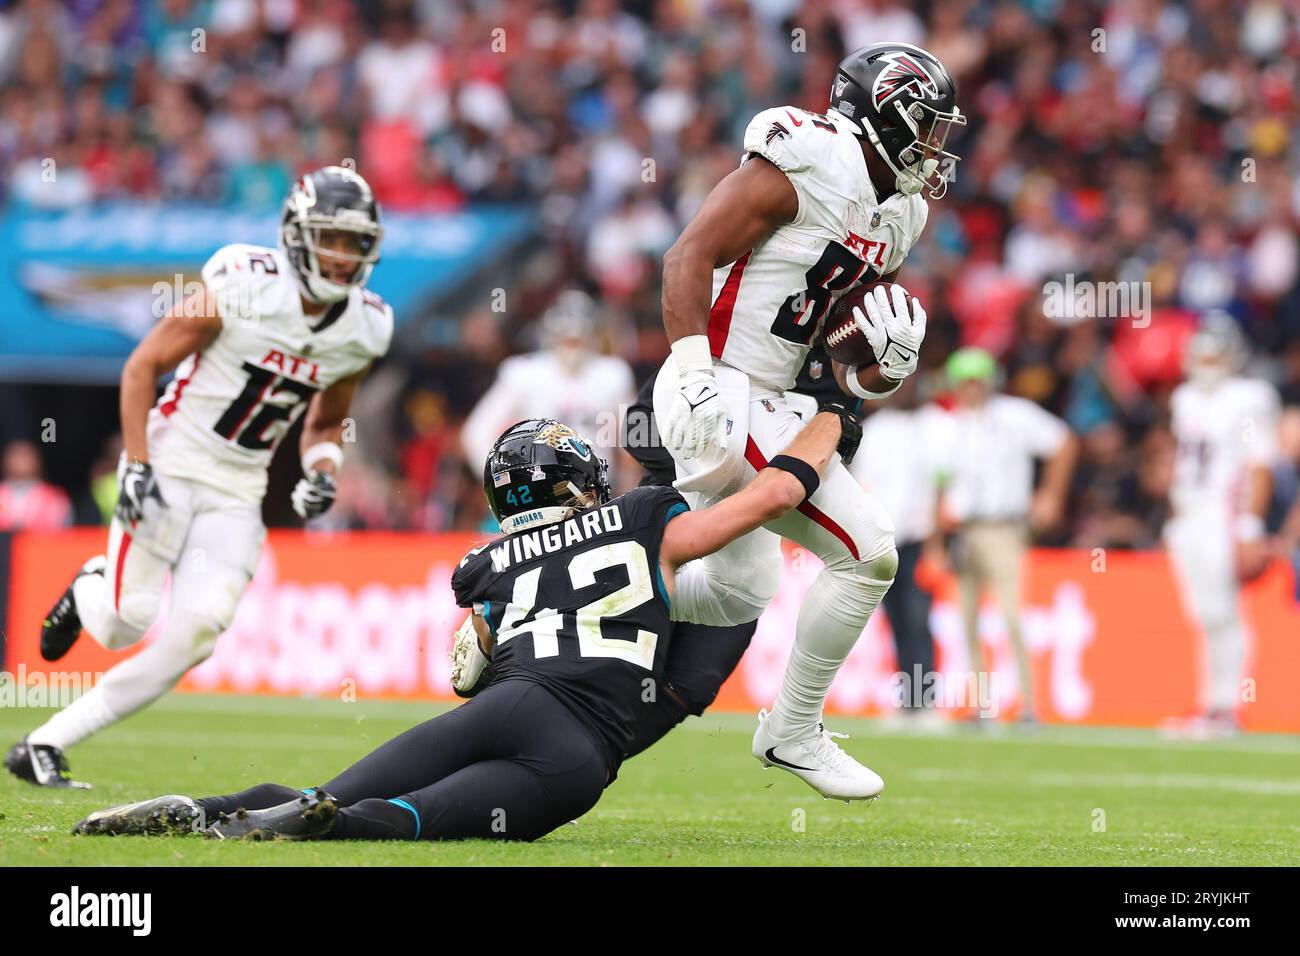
[40,556,105,662]
[4,737,92,789]
[73,795,203,836]
[205,788,338,841]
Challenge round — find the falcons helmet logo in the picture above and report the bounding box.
[870,51,940,109]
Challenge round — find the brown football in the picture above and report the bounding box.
[821,281,911,366]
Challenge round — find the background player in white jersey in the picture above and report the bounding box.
[653,43,964,799]
[461,289,635,486]
[1165,313,1280,737]
[5,167,393,788]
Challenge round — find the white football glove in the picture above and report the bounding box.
[661,335,727,460]
[852,284,927,382]
[291,469,337,520]
[450,612,492,697]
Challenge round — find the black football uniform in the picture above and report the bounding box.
[451,484,688,770]
[193,487,690,843]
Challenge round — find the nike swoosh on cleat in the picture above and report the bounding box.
[764,747,819,772]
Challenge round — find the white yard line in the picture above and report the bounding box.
[905,766,1300,796]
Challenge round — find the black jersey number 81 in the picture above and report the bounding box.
[770,241,869,346]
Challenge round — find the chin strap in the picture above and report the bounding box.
[833,107,943,199]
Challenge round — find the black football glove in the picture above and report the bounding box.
[291,469,338,520]
[116,460,166,524]
[818,400,864,465]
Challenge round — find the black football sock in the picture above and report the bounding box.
[196,783,303,821]
[327,797,420,841]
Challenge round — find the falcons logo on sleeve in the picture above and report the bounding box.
[871,52,940,108]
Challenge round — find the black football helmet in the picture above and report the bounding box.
[280,166,383,303]
[828,43,965,200]
[484,419,611,535]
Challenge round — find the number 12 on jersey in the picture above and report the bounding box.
[213,361,318,450]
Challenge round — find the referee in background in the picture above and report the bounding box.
[940,348,1078,724]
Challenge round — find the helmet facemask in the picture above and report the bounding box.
[283,214,382,304]
[280,167,384,305]
[1185,313,1246,389]
[864,96,965,200]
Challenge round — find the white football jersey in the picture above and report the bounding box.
[147,243,393,503]
[460,350,635,467]
[1170,376,1280,517]
[707,106,929,390]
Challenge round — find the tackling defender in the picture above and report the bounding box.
[652,43,963,798]
[74,410,855,842]
[5,167,392,788]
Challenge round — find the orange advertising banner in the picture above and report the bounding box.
[5,529,1300,731]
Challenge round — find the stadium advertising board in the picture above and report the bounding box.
[6,530,1300,732]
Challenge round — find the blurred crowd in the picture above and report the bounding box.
[2,0,1299,546]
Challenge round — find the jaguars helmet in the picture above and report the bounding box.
[279,166,383,304]
[828,43,965,200]
[484,419,611,535]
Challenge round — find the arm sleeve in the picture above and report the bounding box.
[741,107,816,224]
[201,244,276,329]
[1015,399,1070,457]
[620,485,691,532]
[451,546,491,608]
[881,196,929,276]
[362,294,395,360]
[1241,384,1281,467]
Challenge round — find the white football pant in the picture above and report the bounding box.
[655,358,897,741]
[28,470,264,751]
[1165,510,1248,717]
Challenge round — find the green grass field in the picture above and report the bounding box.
[2,694,1299,866]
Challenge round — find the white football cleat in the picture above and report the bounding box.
[752,708,884,802]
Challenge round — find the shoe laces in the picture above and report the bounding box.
[804,724,856,772]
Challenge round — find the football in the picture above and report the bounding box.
[821,281,913,366]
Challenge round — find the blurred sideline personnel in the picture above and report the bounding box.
[653,43,962,797]
[848,375,951,721]
[461,289,635,480]
[6,167,392,789]
[0,440,72,531]
[1165,313,1279,737]
[74,411,857,842]
[942,348,1077,723]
